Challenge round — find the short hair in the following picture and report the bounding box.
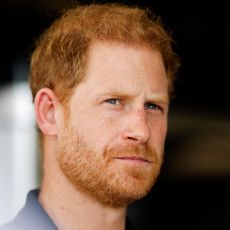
[29,3,180,104]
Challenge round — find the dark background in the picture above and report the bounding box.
[0,0,229,229]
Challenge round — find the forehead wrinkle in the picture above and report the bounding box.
[96,86,169,103]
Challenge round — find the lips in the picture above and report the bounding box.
[113,156,152,164]
[104,144,156,165]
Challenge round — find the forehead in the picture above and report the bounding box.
[86,40,164,69]
[72,40,168,100]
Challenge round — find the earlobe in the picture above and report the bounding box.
[34,88,60,136]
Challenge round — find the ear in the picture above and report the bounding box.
[34,88,61,136]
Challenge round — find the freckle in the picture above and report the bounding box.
[105,116,116,125]
[108,117,114,125]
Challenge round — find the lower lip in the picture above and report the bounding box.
[114,158,151,166]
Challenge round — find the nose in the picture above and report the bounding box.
[122,109,151,144]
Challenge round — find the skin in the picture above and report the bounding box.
[35,40,169,230]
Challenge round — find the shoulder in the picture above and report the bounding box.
[0,189,57,230]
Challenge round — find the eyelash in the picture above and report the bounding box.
[105,99,162,112]
[144,102,162,111]
[105,98,121,105]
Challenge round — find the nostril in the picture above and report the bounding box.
[127,136,138,141]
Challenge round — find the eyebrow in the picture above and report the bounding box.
[148,93,169,104]
[95,89,169,104]
[97,90,131,98]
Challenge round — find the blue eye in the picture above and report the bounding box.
[105,98,120,105]
[145,102,160,111]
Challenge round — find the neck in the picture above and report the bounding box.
[39,138,127,230]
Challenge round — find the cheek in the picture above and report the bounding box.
[71,111,120,150]
[149,118,168,151]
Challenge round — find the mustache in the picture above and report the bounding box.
[103,144,158,164]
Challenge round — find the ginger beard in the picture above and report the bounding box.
[57,121,163,208]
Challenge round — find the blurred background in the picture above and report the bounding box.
[0,0,229,229]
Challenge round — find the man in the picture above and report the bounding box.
[1,3,180,230]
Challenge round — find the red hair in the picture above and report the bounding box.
[30,3,180,103]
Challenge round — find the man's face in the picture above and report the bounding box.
[57,41,169,208]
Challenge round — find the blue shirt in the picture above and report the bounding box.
[0,190,57,230]
[0,189,134,230]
